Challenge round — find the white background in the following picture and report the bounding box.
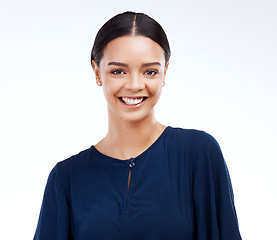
[0,0,276,239]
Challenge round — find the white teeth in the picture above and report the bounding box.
[121,97,144,105]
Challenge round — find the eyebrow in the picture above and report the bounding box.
[107,62,128,67]
[143,62,161,67]
[107,62,161,67]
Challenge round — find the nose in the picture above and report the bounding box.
[124,73,145,92]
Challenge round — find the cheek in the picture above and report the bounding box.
[102,78,121,98]
[103,85,115,99]
[148,81,163,96]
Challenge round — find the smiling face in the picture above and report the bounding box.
[92,36,168,123]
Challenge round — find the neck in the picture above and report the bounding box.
[96,110,166,160]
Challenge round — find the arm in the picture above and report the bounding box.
[34,161,72,240]
[193,132,242,240]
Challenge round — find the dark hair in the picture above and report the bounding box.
[91,11,171,66]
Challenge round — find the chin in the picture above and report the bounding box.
[116,109,155,124]
[120,114,150,123]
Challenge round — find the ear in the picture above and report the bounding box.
[92,60,102,86]
[162,61,169,87]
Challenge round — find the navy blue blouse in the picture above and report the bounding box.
[34,127,242,239]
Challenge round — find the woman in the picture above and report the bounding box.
[34,11,242,239]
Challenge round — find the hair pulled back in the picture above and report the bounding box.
[91,11,171,66]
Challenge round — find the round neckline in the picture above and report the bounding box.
[91,126,170,162]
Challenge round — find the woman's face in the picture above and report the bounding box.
[93,36,168,123]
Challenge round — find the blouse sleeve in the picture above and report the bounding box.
[193,132,242,240]
[34,161,72,240]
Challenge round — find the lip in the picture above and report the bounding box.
[118,96,148,109]
[119,96,148,99]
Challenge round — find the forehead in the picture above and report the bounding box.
[100,36,165,66]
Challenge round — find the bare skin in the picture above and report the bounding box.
[92,36,168,160]
[96,118,166,160]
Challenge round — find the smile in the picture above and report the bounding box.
[119,97,147,106]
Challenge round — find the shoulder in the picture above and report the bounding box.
[167,126,223,167]
[167,126,219,149]
[48,147,92,183]
[58,147,92,167]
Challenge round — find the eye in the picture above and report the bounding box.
[144,70,158,76]
[111,69,125,75]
